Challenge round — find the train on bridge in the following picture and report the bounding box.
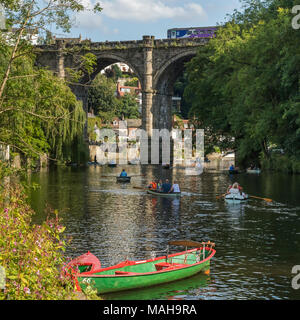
[167,26,217,39]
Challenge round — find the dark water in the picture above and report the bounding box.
[28,165,300,300]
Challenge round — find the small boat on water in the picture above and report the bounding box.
[65,240,216,294]
[246,169,261,174]
[116,176,131,183]
[147,189,181,197]
[108,161,117,167]
[128,159,140,165]
[225,193,249,203]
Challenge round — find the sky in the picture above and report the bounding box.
[56,0,244,42]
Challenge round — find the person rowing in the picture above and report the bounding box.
[120,169,128,177]
[169,180,180,193]
[226,182,243,196]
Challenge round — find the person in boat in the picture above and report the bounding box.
[229,164,235,171]
[169,181,180,193]
[161,179,172,193]
[148,181,157,190]
[157,179,163,191]
[226,182,243,195]
[120,169,128,177]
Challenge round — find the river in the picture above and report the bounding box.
[27,165,300,300]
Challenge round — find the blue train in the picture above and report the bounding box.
[167,27,217,39]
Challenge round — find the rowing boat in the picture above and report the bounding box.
[66,240,215,294]
[225,193,249,203]
[228,169,239,174]
[116,176,131,183]
[246,169,261,174]
[147,189,181,197]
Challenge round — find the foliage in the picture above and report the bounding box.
[124,77,139,87]
[87,116,102,141]
[0,165,74,299]
[104,64,123,81]
[173,72,191,119]
[0,0,103,165]
[87,74,141,122]
[185,0,300,168]
[116,93,140,119]
[0,50,86,163]
[87,74,118,115]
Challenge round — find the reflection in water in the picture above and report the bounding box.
[28,166,300,300]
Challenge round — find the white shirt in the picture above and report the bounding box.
[229,188,240,194]
[172,184,180,193]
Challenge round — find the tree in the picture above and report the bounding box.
[0,0,101,101]
[117,94,140,119]
[87,74,119,116]
[184,0,300,169]
[0,0,102,163]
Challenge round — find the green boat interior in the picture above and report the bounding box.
[84,249,211,276]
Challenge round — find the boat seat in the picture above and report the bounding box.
[114,271,137,275]
[155,262,187,271]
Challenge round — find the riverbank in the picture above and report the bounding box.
[260,154,300,174]
[0,163,99,300]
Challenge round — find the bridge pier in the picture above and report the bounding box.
[142,35,154,137]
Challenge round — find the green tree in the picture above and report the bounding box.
[117,93,140,119]
[185,0,300,170]
[87,74,119,116]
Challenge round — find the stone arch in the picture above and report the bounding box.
[76,52,144,115]
[84,53,144,88]
[152,50,197,130]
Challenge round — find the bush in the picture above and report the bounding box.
[260,154,300,174]
[0,163,83,299]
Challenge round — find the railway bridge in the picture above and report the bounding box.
[35,35,209,136]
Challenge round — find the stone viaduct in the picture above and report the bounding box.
[35,35,209,136]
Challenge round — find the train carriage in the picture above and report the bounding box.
[167,27,217,39]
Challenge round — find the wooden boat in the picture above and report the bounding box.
[225,193,249,203]
[108,161,117,167]
[67,240,215,294]
[147,189,181,197]
[228,169,239,174]
[116,176,131,183]
[66,251,101,274]
[246,169,261,174]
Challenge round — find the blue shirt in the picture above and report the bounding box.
[161,183,172,193]
[120,171,127,177]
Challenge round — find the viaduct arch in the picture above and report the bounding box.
[35,35,209,136]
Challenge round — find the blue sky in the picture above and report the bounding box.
[58,0,244,42]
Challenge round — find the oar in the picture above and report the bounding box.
[249,195,272,202]
[168,240,204,248]
[216,193,226,199]
[133,186,145,190]
[129,174,146,177]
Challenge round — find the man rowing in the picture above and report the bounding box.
[120,169,128,177]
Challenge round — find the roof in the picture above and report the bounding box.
[126,119,142,128]
[167,26,217,31]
